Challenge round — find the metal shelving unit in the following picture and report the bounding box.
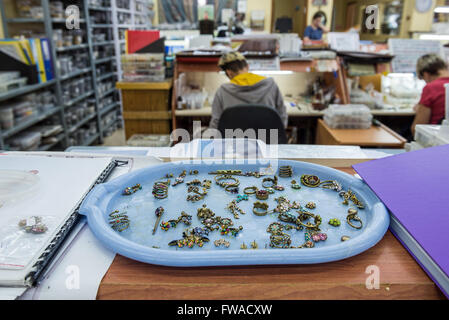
[0,0,150,150]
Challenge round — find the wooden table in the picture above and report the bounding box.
[315,119,407,148]
[97,165,445,300]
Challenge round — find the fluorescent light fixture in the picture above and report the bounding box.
[419,34,449,40]
[435,6,449,13]
[386,73,415,78]
[219,71,294,76]
[252,70,294,75]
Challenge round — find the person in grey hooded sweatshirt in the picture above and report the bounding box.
[209,51,288,129]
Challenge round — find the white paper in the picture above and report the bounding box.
[0,155,112,286]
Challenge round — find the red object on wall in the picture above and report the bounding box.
[126,30,160,54]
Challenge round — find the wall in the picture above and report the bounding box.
[245,0,273,33]
[306,0,334,28]
[273,0,307,36]
[333,0,437,41]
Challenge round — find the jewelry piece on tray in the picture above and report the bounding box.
[108,210,130,232]
[305,202,316,210]
[236,194,249,203]
[256,189,269,200]
[189,170,199,175]
[341,235,351,242]
[227,200,245,219]
[240,243,248,249]
[297,212,322,231]
[122,183,142,196]
[253,201,269,216]
[186,185,209,202]
[168,228,210,248]
[273,196,301,214]
[250,240,258,249]
[215,175,240,189]
[160,211,192,231]
[278,166,293,178]
[340,190,365,209]
[300,175,321,188]
[346,208,363,229]
[328,218,341,227]
[291,180,301,190]
[18,216,48,234]
[225,185,239,194]
[262,176,278,189]
[152,207,165,235]
[243,186,258,195]
[152,180,169,199]
[269,233,292,248]
[172,170,187,187]
[214,239,230,248]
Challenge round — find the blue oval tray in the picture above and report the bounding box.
[79,160,389,267]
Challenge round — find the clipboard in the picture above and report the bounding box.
[0,154,126,287]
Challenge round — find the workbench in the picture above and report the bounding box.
[171,54,350,132]
[315,119,407,148]
[93,158,444,300]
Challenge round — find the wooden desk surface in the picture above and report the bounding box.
[97,167,444,300]
[316,119,407,148]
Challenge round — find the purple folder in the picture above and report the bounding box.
[353,144,449,299]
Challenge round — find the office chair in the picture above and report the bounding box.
[217,105,288,144]
[199,20,215,35]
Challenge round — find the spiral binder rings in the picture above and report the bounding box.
[25,160,127,287]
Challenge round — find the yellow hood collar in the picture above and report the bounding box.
[230,73,266,86]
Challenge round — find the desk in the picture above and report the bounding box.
[315,119,407,148]
[96,163,444,300]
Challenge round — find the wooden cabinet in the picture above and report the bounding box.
[116,81,173,140]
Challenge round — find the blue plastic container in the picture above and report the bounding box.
[79,160,389,267]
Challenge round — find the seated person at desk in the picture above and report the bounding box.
[411,54,449,135]
[304,13,329,41]
[209,52,288,129]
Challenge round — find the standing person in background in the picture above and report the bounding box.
[411,54,449,135]
[304,12,329,41]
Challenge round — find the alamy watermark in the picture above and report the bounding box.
[65,5,80,30]
[365,5,380,31]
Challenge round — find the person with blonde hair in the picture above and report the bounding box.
[411,54,449,135]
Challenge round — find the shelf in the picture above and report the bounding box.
[82,133,100,146]
[92,41,115,46]
[99,102,120,116]
[118,24,133,28]
[64,91,95,107]
[100,88,117,98]
[56,44,89,52]
[116,8,132,14]
[52,18,86,23]
[91,24,113,28]
[60,68,92,81]
[95,57,116,64]
[0,80,56,102]
[6,18,44,23]
[103,119,119,133]
[38,133,65,151]
[97,73,117,82]
[88,6,112,12]
[69,113,97,133]
[2,107,61,139]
